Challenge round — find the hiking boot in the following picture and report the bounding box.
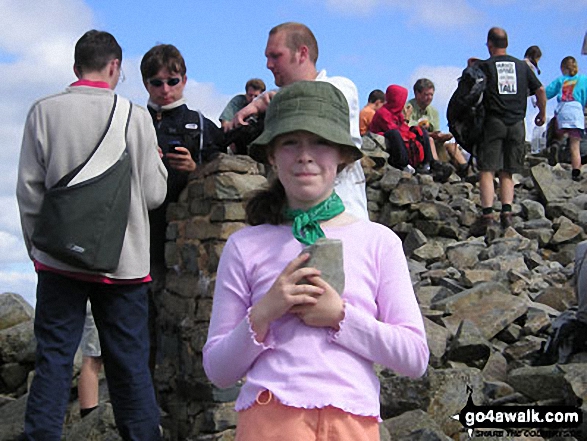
[403,164,416,174]
[547,142,560,166]
[416,163,431,174]
[430,160,454,183]
[500,211,513,229]
[572,169,581,182]
[469,213,497,237]
[456,162,469,179]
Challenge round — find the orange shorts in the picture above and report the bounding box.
[235,390,380,441]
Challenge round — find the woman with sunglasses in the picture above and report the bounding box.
[203,81,429,441]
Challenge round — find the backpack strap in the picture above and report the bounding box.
[177,108,204,164]
[196,110,204,164]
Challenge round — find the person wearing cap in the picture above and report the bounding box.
[203,81,428,441]
[227,22,369,220]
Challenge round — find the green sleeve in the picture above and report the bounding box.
[429,106,440,132]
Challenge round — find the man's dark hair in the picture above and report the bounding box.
[487,27,508,49]
[269,22,319,65]
[413,78,435,95]
[140,44,186,80]
[74,30,122,76]
[367,89,384,103]
[245,78,266,92]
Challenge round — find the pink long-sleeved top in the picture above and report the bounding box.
[203,219,429,419]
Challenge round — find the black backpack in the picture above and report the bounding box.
[534,309,587,365]
[447,64,486,155]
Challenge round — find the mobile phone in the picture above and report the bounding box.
[167,140,182,154]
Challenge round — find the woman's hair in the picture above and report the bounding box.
[245,140,356,225]
[524,45,542,73]
[561,56,579,77]
[246,177,287,226]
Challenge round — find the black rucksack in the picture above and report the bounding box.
[534,309,587,365]
[447,64,486,155]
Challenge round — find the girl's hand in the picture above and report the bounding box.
[290,276,345,330]
[249,253,324,342]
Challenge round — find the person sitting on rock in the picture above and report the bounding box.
[369,84,453,181]
[359,89,385,136]
[219,78,266,131]
[407,78,469,177]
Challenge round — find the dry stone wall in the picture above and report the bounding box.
[156,154,266,440]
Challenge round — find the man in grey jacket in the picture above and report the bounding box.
[16,30,167,441]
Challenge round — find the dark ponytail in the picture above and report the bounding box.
[524,45,542,74]
[246,178,287,226]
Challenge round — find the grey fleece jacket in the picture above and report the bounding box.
[17,85,168,279]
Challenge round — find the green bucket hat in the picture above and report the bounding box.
[249,81,363,163]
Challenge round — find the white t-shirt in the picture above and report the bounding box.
[316,70,369,220]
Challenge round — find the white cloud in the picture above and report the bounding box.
[409,0,482,29]
[0,231,29,264]
[0,0,95,305]
[183,81,232,126]
[325,0,381,16]
[0,0,93,87]
[0,196,25,236]
[0,0,233,305]
[408,65,465,130]
[326,0,482,28]
[0,270,37,307]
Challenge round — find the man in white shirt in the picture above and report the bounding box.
[229,22,368,220]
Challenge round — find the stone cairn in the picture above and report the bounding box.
[2,147,587,440]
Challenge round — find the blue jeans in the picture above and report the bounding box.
[24,271,161,441]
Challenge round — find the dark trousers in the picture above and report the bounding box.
[24,271,161,441]
[383,128,433,169]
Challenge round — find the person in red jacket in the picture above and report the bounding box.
[369,85,414,142]
[369,85,452,180]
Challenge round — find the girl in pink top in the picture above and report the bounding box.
[203,81,429,441]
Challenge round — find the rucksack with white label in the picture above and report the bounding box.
[447,64,486,156]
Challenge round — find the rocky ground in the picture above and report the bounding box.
[1,150,587,440]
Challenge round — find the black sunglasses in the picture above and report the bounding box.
[148,77,181,87]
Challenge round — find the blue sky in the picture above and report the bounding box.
[1,0,586,306]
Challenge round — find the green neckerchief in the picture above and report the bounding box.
[283,192,345,246]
